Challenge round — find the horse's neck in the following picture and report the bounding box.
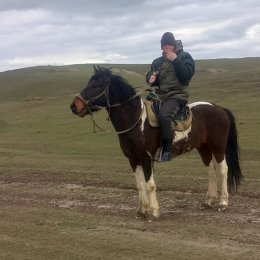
[108,97,142,132]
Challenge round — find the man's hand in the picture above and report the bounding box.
[165,49,177,61]
[149,72,157,84]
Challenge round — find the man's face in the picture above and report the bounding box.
[162,45,175,53]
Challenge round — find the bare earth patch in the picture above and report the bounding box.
[0,173,259,260]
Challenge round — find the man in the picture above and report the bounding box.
[146,32,195,162]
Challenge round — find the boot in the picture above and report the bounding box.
[159,139,173,162]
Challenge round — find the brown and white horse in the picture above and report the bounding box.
[70,66,243,220]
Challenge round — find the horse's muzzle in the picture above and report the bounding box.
[70,103,78,115]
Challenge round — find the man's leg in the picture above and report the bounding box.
[158,99,182,162]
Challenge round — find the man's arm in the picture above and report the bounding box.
[173,52,195,83]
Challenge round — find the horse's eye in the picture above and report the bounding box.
[94,82,104,89]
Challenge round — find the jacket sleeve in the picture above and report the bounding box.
[172,52,195,84]
[146,58,161,86]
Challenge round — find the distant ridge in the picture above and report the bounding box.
[1,57,260,74]
[1,57,260,103]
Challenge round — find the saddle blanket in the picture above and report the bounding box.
[144,100,192,131]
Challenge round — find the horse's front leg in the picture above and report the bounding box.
[134,156,159,220]
[142,156,159,220]
[134,165,150,218]
[145,169,160,220]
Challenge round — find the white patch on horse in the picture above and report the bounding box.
[173,125,192,144]
[188,101,213,108]
[140,100,147,132]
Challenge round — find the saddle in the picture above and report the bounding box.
[144,100,192,131]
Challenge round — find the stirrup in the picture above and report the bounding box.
[160,151,173,162]
[154,151,173,162]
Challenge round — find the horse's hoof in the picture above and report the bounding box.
[200,203,213,210]
[218,205,228,212]
[147,214,159,222]
[136,211,147,219]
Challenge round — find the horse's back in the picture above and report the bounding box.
[189,101,229,123]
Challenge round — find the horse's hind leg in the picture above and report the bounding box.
[198,146,217,209]
[204,157,218,208]
[215,157,229,211]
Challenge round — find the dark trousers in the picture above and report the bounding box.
[158,98,186,140]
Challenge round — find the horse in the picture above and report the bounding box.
[70,66,243,220]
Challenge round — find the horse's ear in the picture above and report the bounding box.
[93,65,98,74]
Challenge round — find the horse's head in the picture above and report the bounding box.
[70,66,111,117]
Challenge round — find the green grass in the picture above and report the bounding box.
[0,59,260,260]
[1,59,260,187]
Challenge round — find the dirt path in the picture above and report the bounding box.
[0,177,260,260]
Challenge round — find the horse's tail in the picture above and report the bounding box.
[224,108,243,193]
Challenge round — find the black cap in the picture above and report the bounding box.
[161,32,176,49]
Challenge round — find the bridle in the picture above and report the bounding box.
[75,77,109,111]
[75,75,145,135]
[76,81,145,109]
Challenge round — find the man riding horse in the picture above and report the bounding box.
[146,32,195,162]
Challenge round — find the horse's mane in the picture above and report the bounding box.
[91,67,137,105]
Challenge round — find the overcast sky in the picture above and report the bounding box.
[1,0,260,72]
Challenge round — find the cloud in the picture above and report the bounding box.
[0,0,260,71]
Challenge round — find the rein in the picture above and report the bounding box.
[115,103,144,135]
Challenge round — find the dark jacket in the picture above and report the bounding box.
[146,46,195,102]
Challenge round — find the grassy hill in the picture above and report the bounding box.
[0,58,260,185]
[0,59,260,260]
[1,57,260,102]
